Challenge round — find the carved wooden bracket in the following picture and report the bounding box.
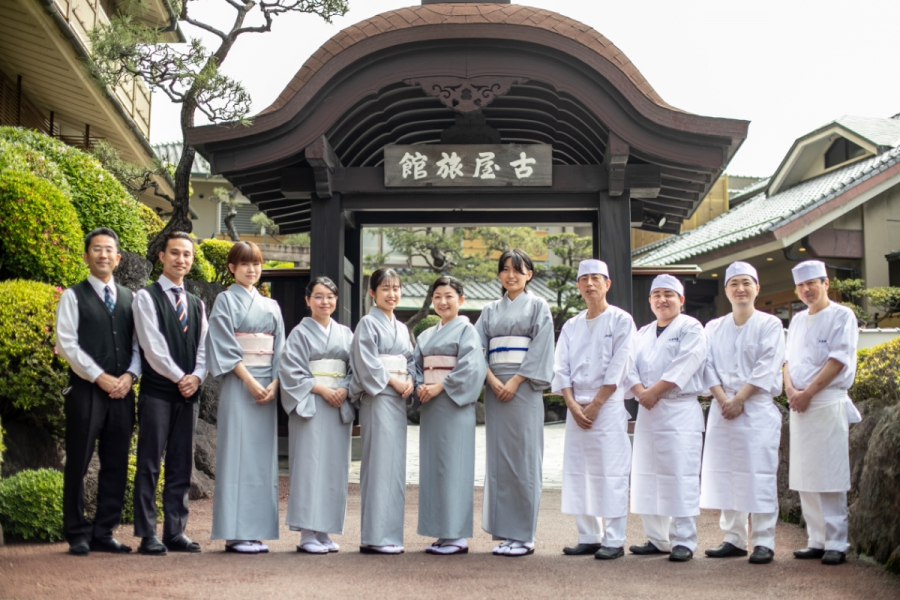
[304,135,341,198]
[405,76,528,113]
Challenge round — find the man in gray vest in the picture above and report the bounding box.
[133,231,208,555]
[56,227,140,556]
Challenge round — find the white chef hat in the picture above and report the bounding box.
[791,260,827,285]
[725,261,758,286]
[577,259,610,280]
[649,274,684,297]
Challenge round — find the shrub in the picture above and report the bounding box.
[851,337,900,405]
[0,468,64,541]
[283,232,310,246]
[149,235,216,283]
[0,280,68,434]
[0,136,70,194]
[138,203,165,241]
[0,127,147,255]
[0,171,88,286]
[412,314,441,339]
[263,260,294,269]
[199,238,234,285]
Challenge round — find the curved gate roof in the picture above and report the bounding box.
[188,2,749,235]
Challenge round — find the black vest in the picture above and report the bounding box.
[70,280,135,389]
[139,282,203,403]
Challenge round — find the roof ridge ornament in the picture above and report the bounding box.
[405,76,528,114]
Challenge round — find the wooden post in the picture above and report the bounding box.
[344,213,363,328]
[84,124,90,149]
[310,192,346,324]
[16,75,22,126]
[599,190,632,315]
[49,111,55,136]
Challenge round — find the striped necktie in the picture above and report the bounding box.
[172,287,188,333]
[103,285,115,313]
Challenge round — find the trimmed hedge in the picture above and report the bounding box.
[0,468,64,541]
[199,238,234,285]
[0,171,88,286]
[851,337,900,405]
[412,314,441,339]
[0,280,68,434]
[0,127,146,255]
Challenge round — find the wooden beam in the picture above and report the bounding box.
[624,164,661,198]
[304,136,340,199]
[604,132,629,197]
[281,168,317,198]
[599,190,632,313]
[342,193,599,211]
[354,210,598,227]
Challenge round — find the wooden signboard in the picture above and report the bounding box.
[384,144,552,187]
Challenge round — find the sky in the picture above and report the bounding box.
[149,0,900,178]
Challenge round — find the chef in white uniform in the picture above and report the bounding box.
[627,274,707,562]
[553,259,636,560]
[700,261,785,565]
[785,260,860,566]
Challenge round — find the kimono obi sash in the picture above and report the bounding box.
[309,358,346,390]
[379,354,408,376]
[488,335,531,365]
[423,355,457,385]
[236,333,274,367]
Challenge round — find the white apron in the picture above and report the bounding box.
[561,398,631,518]
[700,391,782,513]
[789,388,859,492]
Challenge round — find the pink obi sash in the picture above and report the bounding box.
[236,333,274,367]
[423,355,457,385]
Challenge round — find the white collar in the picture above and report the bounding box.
[87,274,115,297]
[158,274,185,292]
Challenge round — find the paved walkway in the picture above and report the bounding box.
[2,485,898,599]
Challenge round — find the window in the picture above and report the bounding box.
[824,137,866,169]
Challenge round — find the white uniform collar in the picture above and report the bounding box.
[158,274,186,292]
[87,274,116,297]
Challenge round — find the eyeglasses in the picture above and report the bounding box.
[88,246,118,255]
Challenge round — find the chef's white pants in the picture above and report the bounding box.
[719,510,778,551]
[575,515,627,548]
[799,491,849,552]
[640,514,697,552]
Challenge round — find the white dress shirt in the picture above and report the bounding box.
[133,274,208,384]
[55,275,142,383]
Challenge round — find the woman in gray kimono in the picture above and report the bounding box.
[207,242,285,554]
[350,268,415,555]
[414,276,487,556]
[278,276,354,554]
[475,249,555,557]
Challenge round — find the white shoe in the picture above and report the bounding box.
[252,541,269,553]
[493,540,513,555]
[315,532,339,552]
[506,541,535,557]
[226,541,259,554]
[432,539,468,555]
[425,538,446,553]
[297,541,328,554]
[361,544,404,554]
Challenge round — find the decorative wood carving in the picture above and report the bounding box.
[405,76,528,113]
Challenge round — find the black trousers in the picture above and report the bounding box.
[63,382,135,543]
[133,394,198,540]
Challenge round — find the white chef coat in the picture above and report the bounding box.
[700,311,784,513]
[553,306,635,518]
[627,313,707,517]
[133,275,209,384]
[55,275,141,383]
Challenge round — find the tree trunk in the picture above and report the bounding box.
[404,294,433,343]
[146,99,197,261]
[224,205,240,241]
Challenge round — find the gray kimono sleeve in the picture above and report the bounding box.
[349,317,391,399]
[441,325,487,407]
[519,299,555,391]
[278,327,316,417]
[206,293,243,378]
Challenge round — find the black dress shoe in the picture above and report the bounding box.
[669,545,694,562]
[68,539,90,556]
[822,551,846,565]
[139,536,168,556]
[594,546,625,560]
[164,534,202,553]
[749,546,774,564]
[629,541,667,555]
[704,542,748,558]
[563,543,602,556]
[793,547,826,559]
[90,537,133,554]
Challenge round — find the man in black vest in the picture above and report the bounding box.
[133,231,208,555]
[56,227,140,556]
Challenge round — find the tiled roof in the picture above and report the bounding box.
[836,115,900,149]
[261,3,674,115]
[633,146,900,266]
[728,176,771,207]
[152,142,212,176]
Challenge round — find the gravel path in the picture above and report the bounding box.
[2,480,898,599]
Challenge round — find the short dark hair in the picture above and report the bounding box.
[226,241,263,266]
[84,227,120,253]
[497,248,535,294]
[163,230,194,253]
[431,275,464,298]
[306,276,339,298]
[370,268,401,293]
